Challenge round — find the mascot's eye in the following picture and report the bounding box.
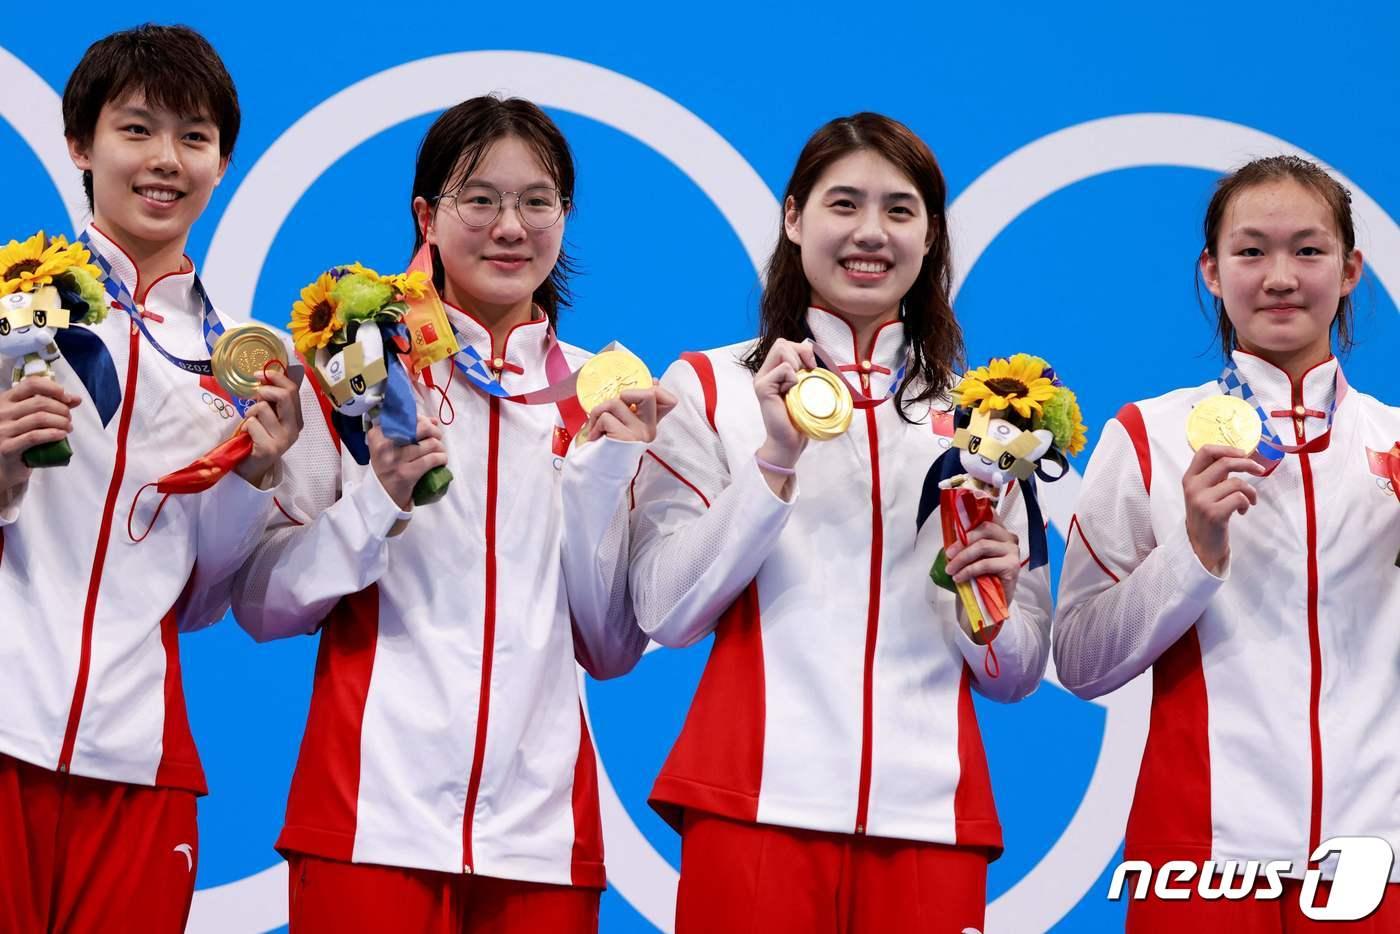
[999,452,1016,471]
[0,319,9,336]
[32,310,46,327]
[967,436,981,454]
[350,375,367,394]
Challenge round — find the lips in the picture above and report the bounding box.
[484,255,529,271]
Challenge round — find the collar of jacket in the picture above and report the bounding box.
[442,300,556,391]
[805,305,909,399]
[1231,348,1340,437]
[83,223,201,316]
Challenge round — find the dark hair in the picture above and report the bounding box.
[743,113,963,420]
[62,24,240,211]
[410,96,577,329]
[1199,155,1357,357]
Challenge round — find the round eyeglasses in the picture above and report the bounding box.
[433,183,569,229]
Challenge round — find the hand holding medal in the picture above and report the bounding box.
[574,349,676,445]
[1183,394,1270,575]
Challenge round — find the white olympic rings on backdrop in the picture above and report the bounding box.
[5,47,1400,934]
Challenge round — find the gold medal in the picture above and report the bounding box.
[1187,395,1263,453]
[576,349,653,413]
[212,323,289,400]
[785,368,853,441]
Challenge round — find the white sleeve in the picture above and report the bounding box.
[1052,416,1226,699]
[560,434,650,679]
[0,481,25,526]
[0,367,28,526]
[176,465,279,631]
[628,358,796,648]
[229,381,409,642]
[950,480,1053,702]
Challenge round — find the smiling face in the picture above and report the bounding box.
[1201,178,1363,366]
[67,90,228,259]
[414,135,564,323]
[783,148,932,329]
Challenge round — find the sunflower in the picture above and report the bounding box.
[385,270,430,299]
[289,272,343,355]
[954,352,1058,420]
[0,232,74,296]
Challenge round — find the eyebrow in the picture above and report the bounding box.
[1235,226,1330,240]
[460,178,555,190]
[822,185,919,202]
[112,105,214,127]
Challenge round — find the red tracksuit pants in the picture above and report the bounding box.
[286,851,601,933]
[0,753,199,934]
[1128,877,1400,932]
[676,811,990,934]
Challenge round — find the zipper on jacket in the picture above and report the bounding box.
[462,394,502,872]
[58,321,141,773]
[854,405,884,834]
[1294,382,1324,860]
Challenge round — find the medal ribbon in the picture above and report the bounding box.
[1217,361,1348,471]
[79,231,249,416]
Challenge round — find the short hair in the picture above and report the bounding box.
[62,24,241,209]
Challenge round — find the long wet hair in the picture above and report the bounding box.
[410,95,577,329]
[1198,155,1358,358]
[742,112,964,421]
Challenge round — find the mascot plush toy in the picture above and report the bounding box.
[0,232,112,467]
[917,353,1086,646]
[290,263,454,505]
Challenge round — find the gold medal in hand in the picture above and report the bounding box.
[212,323,289,400]
[785,368,853,441]
[1187,395,1263,454]
[574,349,653,444]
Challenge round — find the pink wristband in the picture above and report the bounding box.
[754,453,796,476]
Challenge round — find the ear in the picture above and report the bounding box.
[1031,429,1055,461]
[213,154,230,188]
[412,196,436,245]
[1340,247,1364,297]
[1199,248,1223,299]
[67,136,92,172]
[782,195,802,246]
[923,214,937,256]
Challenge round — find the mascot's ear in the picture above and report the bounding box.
[1030,429,1055,461]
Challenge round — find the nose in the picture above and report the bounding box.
[491,197,527,242]
[148,130,181,175]
[852,204,889,251]
[1263,253,1298,293]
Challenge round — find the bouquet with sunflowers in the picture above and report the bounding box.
[916,354,1086,648]
[0,232,111,467]
[289,263,456,506]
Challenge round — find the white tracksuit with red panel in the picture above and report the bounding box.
[230,306,648,887]
[0,224,278,793]
[1053,350,1400,881]
[628,307,1053,850]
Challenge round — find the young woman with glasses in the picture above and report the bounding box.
[231,95,672,934]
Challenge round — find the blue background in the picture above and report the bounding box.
[4,3,1398,931]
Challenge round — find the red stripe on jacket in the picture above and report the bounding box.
[649,582,765,831]
[277,586,382,859]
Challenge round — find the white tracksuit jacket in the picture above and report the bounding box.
[628,307,1053,852]
[0,224,278,793]
[231,304,648,887]
[1054,350,1400,881]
